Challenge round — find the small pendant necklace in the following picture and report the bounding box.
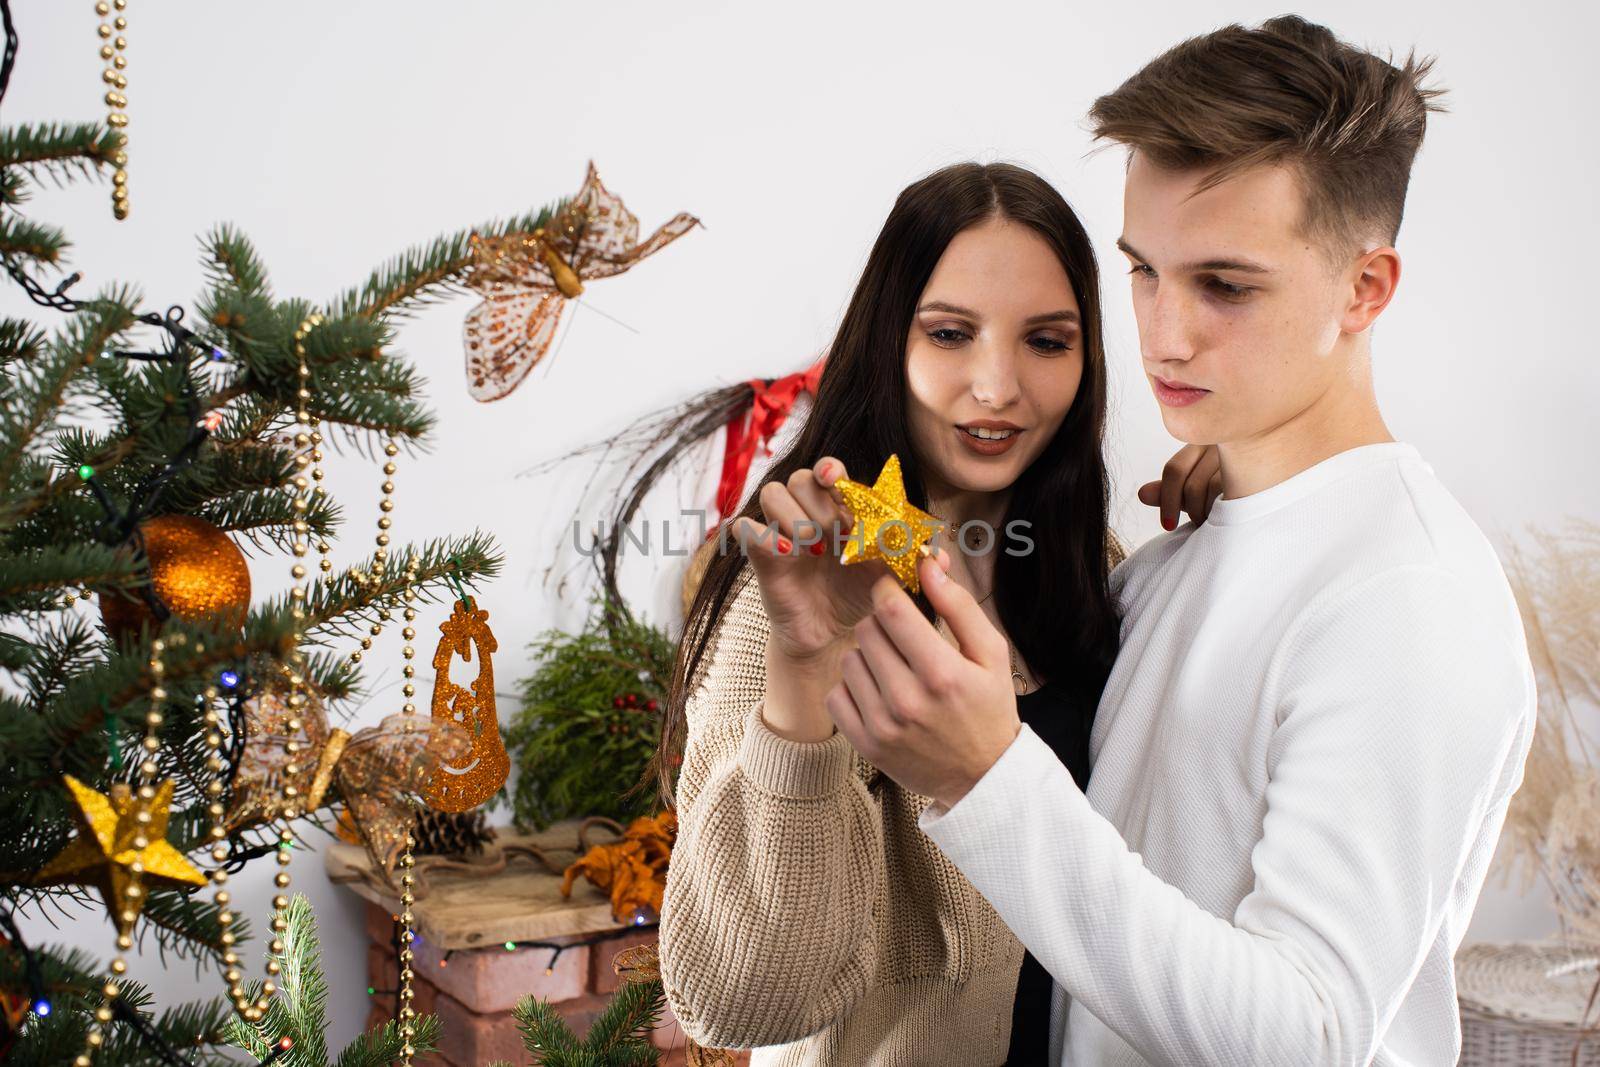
[942,584,1031,696]
[1009,641,1028,697]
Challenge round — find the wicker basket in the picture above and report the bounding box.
[1457,941,1600,1065]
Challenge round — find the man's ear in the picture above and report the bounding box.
[1341,246,1401,334]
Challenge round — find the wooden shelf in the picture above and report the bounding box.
[324,817,635,951]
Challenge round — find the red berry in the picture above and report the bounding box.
[613,696,624,708]
[625,693,638,706]
[645,699,658,712]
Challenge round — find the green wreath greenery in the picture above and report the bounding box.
[503,591,676,831]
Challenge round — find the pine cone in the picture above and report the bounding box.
[410,807,494,857]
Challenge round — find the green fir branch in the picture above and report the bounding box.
[1,168,27,207]
[506,978,666,1066]
[0,121,121,181]
[226,894,442,1067]
[0,286,140,496]
[0,214,67,265]
[199,223,275,301]
[0,543,141,615]
[290,531,503,647]
[0,140,570,1065]
[330,201,563,321]
[0,633,32,672]
[0,316,48,368]
[511,993,583,1061]
[0,938,236,1065]
[189,488,341,555]
[582,979,664,1054]
[15,613,103,712]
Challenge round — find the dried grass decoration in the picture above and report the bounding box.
[1494,518,1600,941]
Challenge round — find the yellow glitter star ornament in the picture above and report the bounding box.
[33,776,207,937]
[836,453,944,595]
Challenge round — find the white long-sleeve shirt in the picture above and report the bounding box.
[918,440,1537,1066]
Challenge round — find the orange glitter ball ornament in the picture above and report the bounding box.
[98,514,251,643]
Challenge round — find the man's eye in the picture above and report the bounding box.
[1206,277,1252,300]
[1126,263,1156,279]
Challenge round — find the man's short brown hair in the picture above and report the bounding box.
[1087,14,1448,255]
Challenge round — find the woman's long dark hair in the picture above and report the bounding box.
[641,161,1122,810]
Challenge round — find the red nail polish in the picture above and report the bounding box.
[1162,516,1175,531]
[809,540,825,555]
[777,537,793,554]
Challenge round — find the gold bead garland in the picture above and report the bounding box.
[348,436,400,665]
[291,311,330,642]
[72,624,295,1064]
[93,0,130,220]
[69,633,171,1065]
[285,310,325,829]
[201,664,294,1025]
[396,561,422,1066]
[290,313,430,1064]
[295,313,423,1065]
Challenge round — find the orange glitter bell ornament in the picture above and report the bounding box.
[98,513,251,643]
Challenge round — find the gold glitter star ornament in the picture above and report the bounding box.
[836,453,944,595]
[33,776,208,937]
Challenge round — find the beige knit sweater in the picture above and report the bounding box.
[658,569,1027,1066]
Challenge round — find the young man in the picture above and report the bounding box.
[826,15,1538,1064]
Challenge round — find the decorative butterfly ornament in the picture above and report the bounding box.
[461,161,699,401]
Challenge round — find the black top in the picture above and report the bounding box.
[1005,677,1095,1065]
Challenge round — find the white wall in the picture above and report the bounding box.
[6,0,1593,1054]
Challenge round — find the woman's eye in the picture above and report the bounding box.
[1030,336,1073,354]
[929,327,970,345]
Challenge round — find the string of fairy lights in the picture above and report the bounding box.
[366,924,655,993]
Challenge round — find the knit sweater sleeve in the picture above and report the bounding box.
[659,573,885,1050]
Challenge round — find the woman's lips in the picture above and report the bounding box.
[954,424,1021,456]
[1152,376,1209,408]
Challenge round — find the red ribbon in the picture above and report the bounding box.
[711,357,826,533]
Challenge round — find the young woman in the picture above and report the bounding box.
[648,161,1213,1065]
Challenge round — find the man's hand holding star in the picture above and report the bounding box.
[826,549,1022,811]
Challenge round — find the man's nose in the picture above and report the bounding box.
[1143,285,1197,364]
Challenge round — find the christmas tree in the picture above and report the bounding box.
[0,3,572,1061]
